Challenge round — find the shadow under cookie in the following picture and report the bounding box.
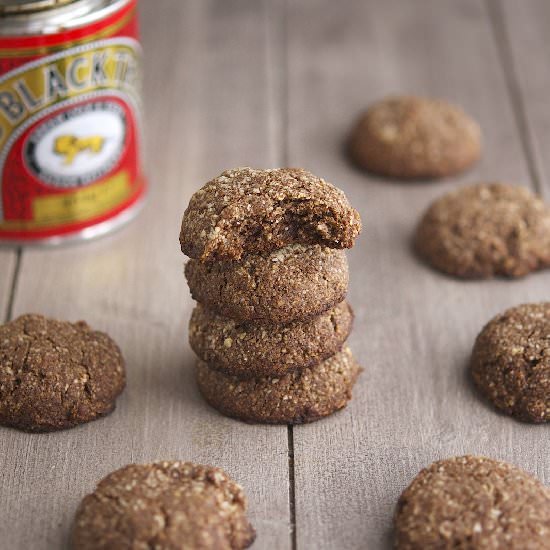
[185,244,349,324]
[196,347,362,425]
[189,301,354,378]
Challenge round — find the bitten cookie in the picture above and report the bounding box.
[394,455,550,549]
[189,301,353,377]
[71,461,255,550]
[196,346,361,424]
[470,303,550,423]
[0,314,125,432]
[414,183,550,278]
[185,244,349,323]
[180,167,361,262]
[349,95,481,179]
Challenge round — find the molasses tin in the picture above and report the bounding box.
[0,0,145,245]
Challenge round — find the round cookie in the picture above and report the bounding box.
[0,314,125,432]
[71,461,255,550]
[470,303,550,423]
[196,346,361,424]
[189,301,353,377]
[349,95,481,179]
[394,455,550,549]
[185,244,349,323]
[180,167,361,262]
[414,183,550,279]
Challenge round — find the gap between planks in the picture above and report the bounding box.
[4,248,22,323]
[268,0,297,547]
[486,0,542,193]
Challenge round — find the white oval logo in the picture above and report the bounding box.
[25,101,126,188]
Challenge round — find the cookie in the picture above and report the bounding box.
[470,303,550,423]
[349,95,481,179]
[394,455,550,549]
[71,461,255,550]
[414,183,550,278]
[185,244,349,323]
[0,314,125,432]
[179,167,361,262]
[189,301,353,378]
[196,346,361,424]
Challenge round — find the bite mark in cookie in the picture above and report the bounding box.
[180,167,361,262]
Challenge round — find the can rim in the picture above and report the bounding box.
[0,0,132,35]
[0,0,76,15]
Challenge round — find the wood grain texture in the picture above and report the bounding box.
[497,0,550,199]
[286,0,550,549]
[0,1,290,549]
[0,251,16,320]
[2,1,550,549]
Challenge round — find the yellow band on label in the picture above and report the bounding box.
[32,170,130,225]
[0,170,130,230]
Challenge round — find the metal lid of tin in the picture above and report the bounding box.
[0,0,131,34]
[0,0,76,15]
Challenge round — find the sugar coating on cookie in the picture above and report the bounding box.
[349,95,481,179]
[180,167,362,262]
[0,314,125,432]
[414,183,550,279]
[185,244,349,324]
[394,455,550,549]
[189,301,353,377]
[196,346,361,424]
[71,461,255,550]
[470,303,550,423]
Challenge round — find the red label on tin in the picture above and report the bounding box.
[0,0,145,242]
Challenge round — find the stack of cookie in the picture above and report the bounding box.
[180,167,362,424]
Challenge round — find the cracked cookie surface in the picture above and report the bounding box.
[394,455,550,549]
[414,183,550,278]
[189,301,353,377]
[470,303,550,423]
[71,461,255,550]
[349,95,481,179]
[179,167,361,262]
[0,314,125,432]
[185,244,349,323]
[196,346,361,424]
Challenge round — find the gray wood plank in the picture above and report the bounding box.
[286,1,550,549]
[0,1,290,549]
[0,250,16,320]
[497,0,550,199]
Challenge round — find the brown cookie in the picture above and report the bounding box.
[189,301,353,378]
[394,455,550,549]
[414,183,550,279]
[470,303,550,423]
[0,314,125,432]
[185,244,349,323]
[179,167,361,262]
[71,461,255,550]
[349,95,481,179]
[196,346,361,424]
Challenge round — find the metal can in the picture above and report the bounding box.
[0,0,146,245]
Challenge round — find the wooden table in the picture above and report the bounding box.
[1,1,549,548]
